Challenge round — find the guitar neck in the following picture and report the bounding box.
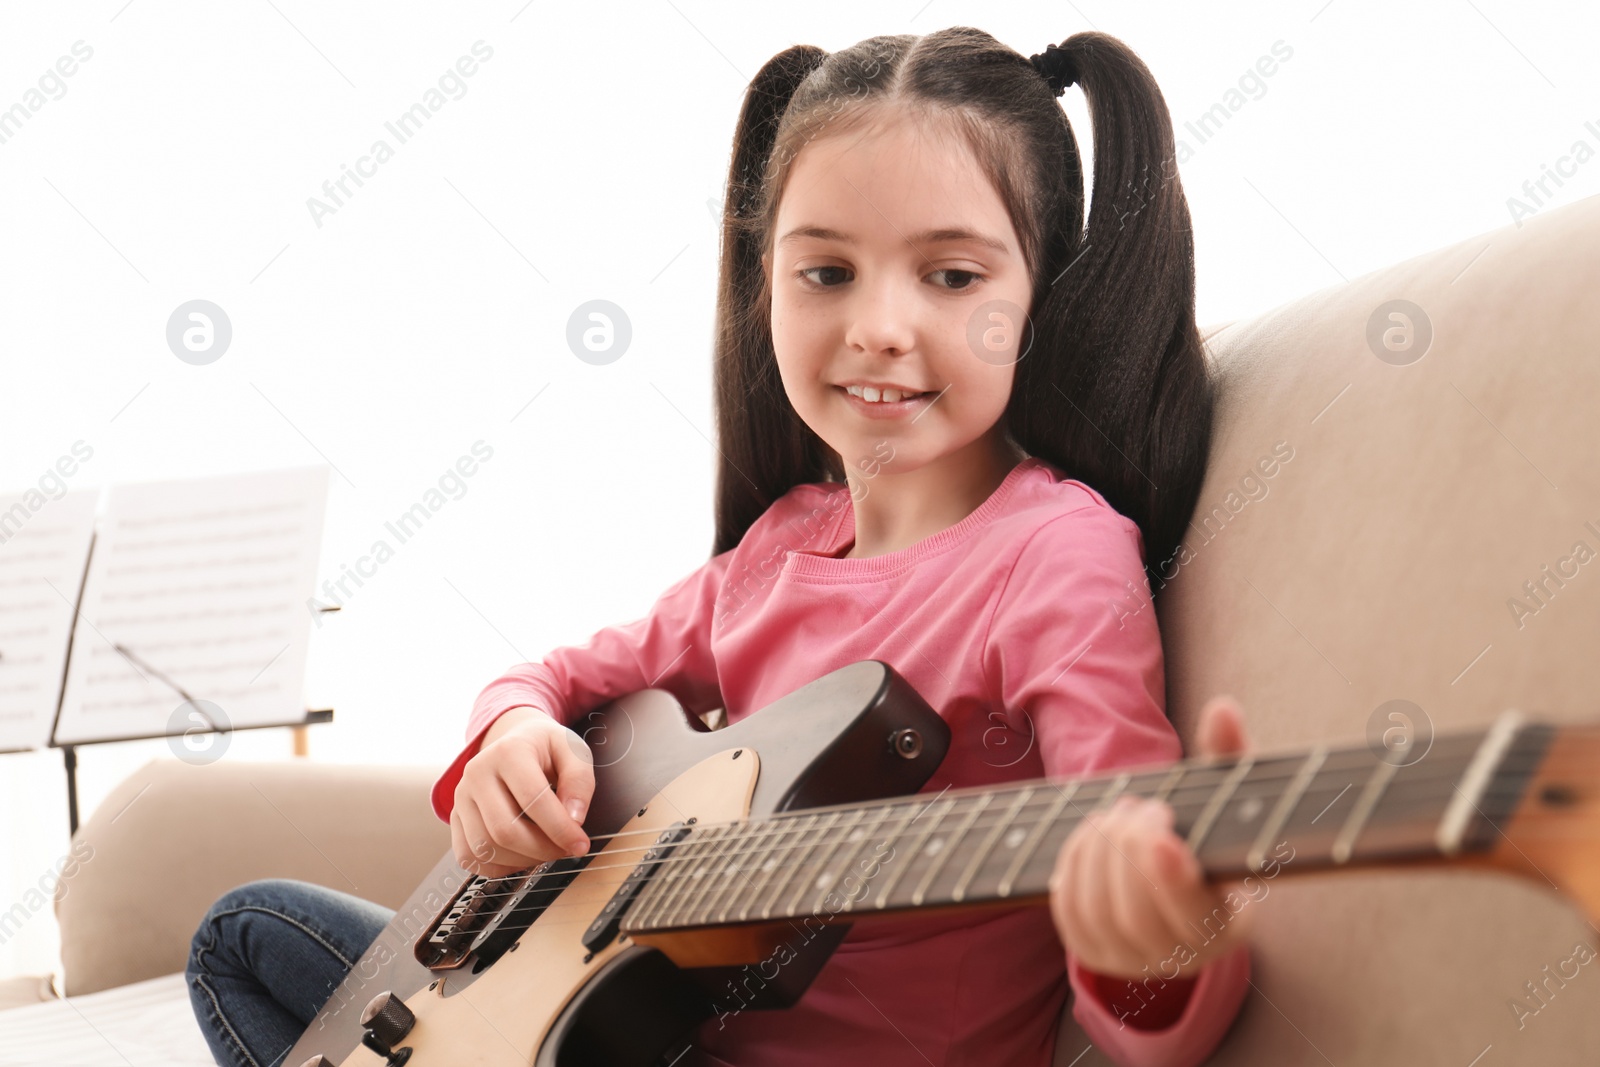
[620,711,1569,936]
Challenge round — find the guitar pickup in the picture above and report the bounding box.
[581,821,691,953]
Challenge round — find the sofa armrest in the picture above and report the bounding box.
[0,974,59,1011]
[53,757,450,996]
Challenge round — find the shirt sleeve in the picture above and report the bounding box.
[982,505,1251,1067]
[429,548,734,823]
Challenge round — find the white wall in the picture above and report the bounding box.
[2,0,1596,983]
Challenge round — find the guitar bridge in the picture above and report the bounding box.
[417,851,596,971]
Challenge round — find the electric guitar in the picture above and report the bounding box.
[283,659,1600,1066]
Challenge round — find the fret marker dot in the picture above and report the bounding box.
[1237,797,1264,822]
[848,829,865,842]
[924,837,945,856]
[815,872,835,890]
[692,869,704,878]
[763,858,778,872]
[1004,828,1026,849]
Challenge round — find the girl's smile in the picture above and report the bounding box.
[832,381,940,420]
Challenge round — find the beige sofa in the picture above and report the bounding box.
[24,192,1600,1064]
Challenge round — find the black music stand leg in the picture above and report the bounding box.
[64,744,79,837]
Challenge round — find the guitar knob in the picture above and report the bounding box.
[361,990,416,1051]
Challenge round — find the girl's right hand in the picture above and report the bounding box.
[449,707,596,879]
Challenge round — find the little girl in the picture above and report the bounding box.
[189,27,1253,1067]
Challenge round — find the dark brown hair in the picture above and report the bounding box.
[710,27,1213,591]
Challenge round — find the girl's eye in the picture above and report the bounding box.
[797,266,852,288]
[793,266,985,291]
[931,269,982,291]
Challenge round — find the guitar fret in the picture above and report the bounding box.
[1437,710,1523,854]
[628,828,689,930]
[694,825,768,927]
[1092,773,1132,811]
[912,793,991,906]
[870,795,956,909]
[999,783,1079,896]
[1185,757,1255,856]
[720,816,789,923]
[675,826,742,929]
[761,811,843,920]
[665,825,739,927]
[953,787,1033,902]
[788,807,868,917]
[1246,746,1326,872]
[833,803,901,914]
[982,771,1135,898]
[1151,763,1187,803]
[637,825,723,930]
[1333,749,1404,864]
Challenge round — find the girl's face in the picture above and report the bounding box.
[763,114,1033,480]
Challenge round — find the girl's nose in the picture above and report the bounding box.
[844,278,917,356]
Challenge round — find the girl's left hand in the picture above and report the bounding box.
[1047,694,1255,981]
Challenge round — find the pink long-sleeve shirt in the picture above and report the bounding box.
[430,456,1250,1067]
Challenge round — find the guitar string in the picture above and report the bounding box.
[540,718,1573,842]
[479,736,1492,854]
[456,784,1542,922]
[461,736,1530,864]
[452,746,1556,901]
[422,777,1572,939]
[439,768,1558,922]
[440,804,1575,940]
[415,727,1583,941]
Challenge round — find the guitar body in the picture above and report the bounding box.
[285,660,952,1067]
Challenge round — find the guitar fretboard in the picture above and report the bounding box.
[619,712,1550,934]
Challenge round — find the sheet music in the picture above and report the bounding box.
[53,466,330,745]
[0,489,99,751]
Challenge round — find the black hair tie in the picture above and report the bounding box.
[1028,43,1078,96]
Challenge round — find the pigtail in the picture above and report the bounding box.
[711,45,835,557]
[1008,31,1214,586]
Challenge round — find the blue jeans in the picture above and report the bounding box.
[186,878,392,1067]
